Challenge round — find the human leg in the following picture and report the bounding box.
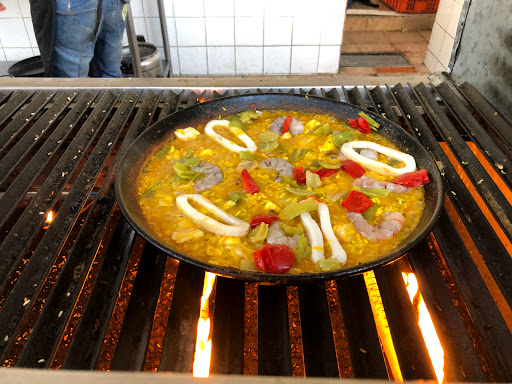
[53,0,99,77]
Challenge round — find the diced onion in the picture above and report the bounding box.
[175,127,200,141]
[300,212,324,263]
[318,203,347,265]
[176,194,250,237]
[341,140,416,176]
[204,120,257,153]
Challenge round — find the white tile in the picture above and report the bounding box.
[205,17,234,46]
[438,33,454,67]
[0,49,6,61]
[204,0,234,17]
[434,58,447,72]
[236,46,263,74]
[207,46,235,74]
[122,30,129,46]
[264,46,290,74]
[453,0,465,6]
[146,17,164,47]
[235,17,263,46]
[17,0,31,17]
[32,47,40,56]
[318,45,340,73]
[264,17,293,46]
[132,17,148,42]
[0,18,30,47]
[0,0,21,18]
[447,1,463,38]
[235,0,263,16]
[23,18,38,47]
[435,0,453,31]
[263,0,294,16]
[293,15,322,45]
[321,0,348,16]
[166,17,178,46]
[130,0,144,17]
[142,0,159,17]
[173,0,203,17]
[290,45,319,74]
[428,22,445,59]
[163,0,174,17]
[320,16,345,45]
[169,46,180,76]
[179,46,207,75]
[3,47,33,61]
[175,18,206,46]
[424,50,437,72]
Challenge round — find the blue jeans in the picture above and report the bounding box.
[53,0,127,77]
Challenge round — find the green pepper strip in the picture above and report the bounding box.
[358,112,380,130]
[355,186,390,198]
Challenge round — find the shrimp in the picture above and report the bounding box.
[193,162,223,192]
[360,148,378,160]
[346,211,405,242]
[353,175,410,193]
[269,116,304,136]
[266,222,300,249]
[260,158,294,181]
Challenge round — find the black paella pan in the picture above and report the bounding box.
[114,93,444,284]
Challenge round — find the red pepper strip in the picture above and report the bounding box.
[253,244,296,274]
[282,116,293,134]
[293,166,306,183]
[250,214,279,228]
[348,119,359,129]
[355,116,371,134]
[342,190,373,213]
[392,169,429,188]
[309,168,339,178]
[241,168,259,194]
[341,159,366,178]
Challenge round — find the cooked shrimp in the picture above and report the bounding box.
[260,158,294,181]
[269,116,304,136]
[346,211,405,242]
[193,162,223,192]
[266,222,300,248]
[353,175,410,193]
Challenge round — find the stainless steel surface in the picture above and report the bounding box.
[157,0,172,77]
[126,5,143,78]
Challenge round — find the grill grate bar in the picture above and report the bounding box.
[297,283,339,378]
[408,238,491,381]
[435,82,512,188]
[63,217,137,369]
[258,285,292,376]
[0,92,96,219]
[15,90,141,368]
[0,92,55,153]
[413,83,512,243]
[159,262,204,373]
[368,86,400,126]
[0,91,12,106]
[343,87,366,110]
[457,82,512,149]
[432,210,512,381]
[0,90,118,286]
[336,275,388,379]
[0,90,132,362]
[393,83,512,309]
[0,92,75,183]
[210,277,245,375]
[374,261,436,380]
[0,91,34,127]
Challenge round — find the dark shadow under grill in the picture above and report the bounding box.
[0,81,511,382]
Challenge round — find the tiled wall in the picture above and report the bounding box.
[424,0,464,72]
[0,0,347,76]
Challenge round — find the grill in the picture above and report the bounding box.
[1,79,511,382]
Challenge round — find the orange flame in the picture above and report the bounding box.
[402,272,445,384]
[43,211,54,229]
[192,272,216,377]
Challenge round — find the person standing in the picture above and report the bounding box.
[29,0,129,77]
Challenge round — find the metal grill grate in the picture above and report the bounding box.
[0,82,511,381]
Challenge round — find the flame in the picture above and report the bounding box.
[43,211,54,229]
[192,272,216,377]
[364,271,403,381]
[402,272,445,384]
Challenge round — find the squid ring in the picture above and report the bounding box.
[340,141,416,176]
[204,120,257,153]
[176,194,250,237]
[318,203,347,265]
[300,211,325,263]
